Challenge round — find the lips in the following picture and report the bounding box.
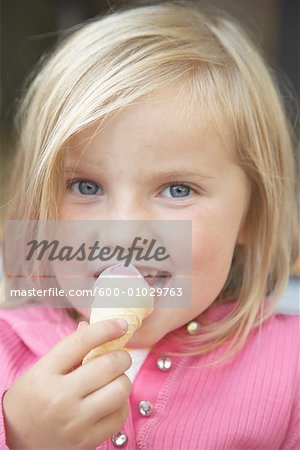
[139,270,172,288]
[93,264,172,289]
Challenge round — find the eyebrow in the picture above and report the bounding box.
[64,165,216,181]
[65,165,214,177]
[150,169,216,180]
[64,163,101,176]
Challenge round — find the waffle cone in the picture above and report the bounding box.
[82,264,154,364]
[82,308,148,363]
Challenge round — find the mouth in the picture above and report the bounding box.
[139,269,172,289]
[93,265,172,289]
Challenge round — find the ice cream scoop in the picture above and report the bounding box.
[82,264,154,363]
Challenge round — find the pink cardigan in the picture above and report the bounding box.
[0,301,299,449]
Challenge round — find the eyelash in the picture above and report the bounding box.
[66,178,101,195]
[160,182,197,199]
[66,178,199,199]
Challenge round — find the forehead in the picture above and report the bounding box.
[66,81,233,163]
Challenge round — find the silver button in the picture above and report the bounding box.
[157,356,172,371]
[186,320,201,335]
[139,400,153,416]
[111,431,127,447]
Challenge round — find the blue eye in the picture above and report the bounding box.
[161,184,192,199]
[68,180,102,196]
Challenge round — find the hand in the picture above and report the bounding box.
[3,319,132,450]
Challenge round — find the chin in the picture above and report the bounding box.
[127,324,166,349]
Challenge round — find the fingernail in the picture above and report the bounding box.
[116,318,128,331]
[77,321,85,331]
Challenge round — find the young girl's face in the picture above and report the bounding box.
[60,82,250,348]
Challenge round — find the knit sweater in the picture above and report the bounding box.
[0,301,299,449]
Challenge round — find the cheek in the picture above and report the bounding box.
[192,236,234,288]
[59,201,82,220]
[192,212,239,257]
[191,218,240,299]
[191,189,246,269]
[59,200,72,220]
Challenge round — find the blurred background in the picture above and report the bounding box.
[1,0,299,312]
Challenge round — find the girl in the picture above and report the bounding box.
[1,1,299,448]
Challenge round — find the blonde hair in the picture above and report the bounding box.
[4,0,299,365]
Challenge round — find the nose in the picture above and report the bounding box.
[105,193,152,222]
[99,195,156,249]
[100,220,149,250]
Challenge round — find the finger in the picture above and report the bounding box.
[67,349,132,397]
[38,319,128,374]
[80,374,131,422]
[88,404,129,447]
[77,321,89,331]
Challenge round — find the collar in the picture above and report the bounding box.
[0,302,77,357]
[0,299,255,358]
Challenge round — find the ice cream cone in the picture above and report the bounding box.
[82,264,154,363]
